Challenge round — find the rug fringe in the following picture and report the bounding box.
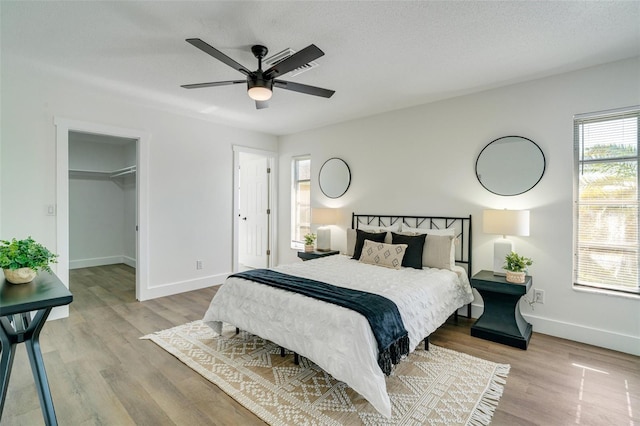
[467,363,511,426]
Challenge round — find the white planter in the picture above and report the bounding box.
[3,267,37,284]
[505,270,526,284]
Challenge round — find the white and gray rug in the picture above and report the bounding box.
[142,320,509,425]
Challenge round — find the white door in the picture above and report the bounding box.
[238,155,269,269]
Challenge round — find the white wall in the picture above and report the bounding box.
[1,56,278,300]
[278,57,640,355]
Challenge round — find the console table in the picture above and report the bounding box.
[470,270,532,349]
[0,271,73,426]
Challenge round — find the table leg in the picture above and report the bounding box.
[0,309,58,426]
[0,318,18,421]
[25,308,57,426]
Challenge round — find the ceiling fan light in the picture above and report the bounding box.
[248,86,272,101]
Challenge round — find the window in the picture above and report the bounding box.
[574,107,640,295]
[291,156,311,249]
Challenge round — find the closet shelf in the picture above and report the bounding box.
[69,165,136,179]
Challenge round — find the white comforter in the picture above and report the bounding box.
[203,254,473,417]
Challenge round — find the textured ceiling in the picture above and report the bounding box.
[2,1,639,135]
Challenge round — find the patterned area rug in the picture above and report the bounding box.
[142,321,509,425]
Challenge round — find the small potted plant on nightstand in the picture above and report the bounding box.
[0,237,58,284]
[504,251,532,284]
[303,233,316,253]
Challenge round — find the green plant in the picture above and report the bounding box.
[504,251,532,273]
[304,233,316,245]
[0,237,58,273]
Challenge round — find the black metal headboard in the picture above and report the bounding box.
[352,213,473,278]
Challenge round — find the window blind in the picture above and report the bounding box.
[574,107,640,295]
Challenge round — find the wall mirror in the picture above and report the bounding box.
[319,157,351,198]
[476,136,545,196]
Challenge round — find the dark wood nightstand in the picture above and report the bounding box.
[470,270,532,349]
[297,250,340,261]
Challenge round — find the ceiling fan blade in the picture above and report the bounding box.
[186,38,251,76]
[264,44,324,78]
[181,80,246,89]
[274,80,335,98]
[255,100,269,109]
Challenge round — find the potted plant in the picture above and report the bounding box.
[0,237,58,284]
[504,251,532,284]
[303,233,316,253]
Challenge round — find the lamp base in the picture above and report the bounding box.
[316,227,331,252]
[493,239,513,276]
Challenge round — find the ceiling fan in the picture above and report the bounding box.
[181,38,335,109]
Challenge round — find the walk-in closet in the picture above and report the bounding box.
[68,131,137,296]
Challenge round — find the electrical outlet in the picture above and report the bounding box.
[534,289,545,304]
[196,260,203,270]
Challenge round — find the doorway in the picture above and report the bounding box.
[55,118,150,311]
[233,146,277,272]
[68,131,137,298]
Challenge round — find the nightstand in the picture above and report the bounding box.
[470,270,532,349]
[297,250,340,261]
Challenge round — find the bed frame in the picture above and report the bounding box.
[352,213,473,319]
[237,213,473,362]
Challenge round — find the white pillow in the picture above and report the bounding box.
[346,228,357,256]
[358,240,407,270]
[401,224,455,236]
[423,235,455,270]
[400,225,456,269]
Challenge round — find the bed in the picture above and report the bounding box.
[203,214,473,417]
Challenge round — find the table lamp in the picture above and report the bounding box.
[312,208,337,252]
[483,209,530,275]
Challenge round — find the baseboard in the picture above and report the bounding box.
[70,255,136,269]
[122,256,136,268]
[464,302,639,356]
[523,313,640,356]
[139,272,228,301]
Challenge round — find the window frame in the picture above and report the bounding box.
[291,155,311,250]
[573,106,640,296]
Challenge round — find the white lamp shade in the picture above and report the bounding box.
[312,208,337,225]
[483,209,530,237]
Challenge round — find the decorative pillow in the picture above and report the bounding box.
[400,225,456,268]
[359,223,399,244]
[351,230,387,260]
[359,240,407,270]
[391,232,426,269]
[346,228,357,256]
[423,234,456,270]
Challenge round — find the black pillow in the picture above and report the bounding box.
[352,230,387,260]
[391,232,426,269]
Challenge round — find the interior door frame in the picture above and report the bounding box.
[54,117,150,302]
[232,145,278,271]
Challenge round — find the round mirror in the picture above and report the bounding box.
[319,158,351,198]
[476,136,545,196]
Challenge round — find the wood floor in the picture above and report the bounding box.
[1,264,638,425]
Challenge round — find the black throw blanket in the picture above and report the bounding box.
[229,269,410,375]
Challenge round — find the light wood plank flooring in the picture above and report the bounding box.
[1,264,638,425]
